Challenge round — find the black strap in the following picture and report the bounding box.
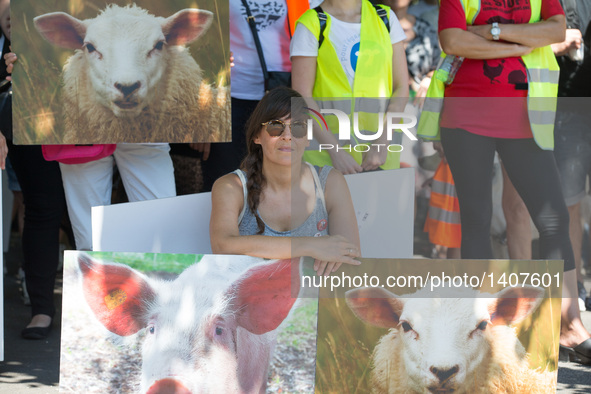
[315,4,389,49]
[315,6,328,48]
[240,0,270,88]
[371,4,390,33]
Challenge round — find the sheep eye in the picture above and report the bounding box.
[84,43,97,53]
[154,41,165,51]
[477,321,488,331]
[401,322,413,333]
[215,327,223,336]
[149,326,155,334]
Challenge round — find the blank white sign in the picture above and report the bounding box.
[92,168,414,258]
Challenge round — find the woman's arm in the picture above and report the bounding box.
[440,28,533,59]
[467,14,566,48]
[313,169,361,274]
[361,41,409,171]
[209,173,361,263]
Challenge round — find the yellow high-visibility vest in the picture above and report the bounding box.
[297,0,400,169]
[417,0,559,150]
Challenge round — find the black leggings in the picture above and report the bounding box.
[440,128,575,271]
[8,142,67,318]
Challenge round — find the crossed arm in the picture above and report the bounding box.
[440,14,566,59]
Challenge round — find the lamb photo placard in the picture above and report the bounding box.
[314,259,563,393]
[12,0,230,144]
[60,251,317,393]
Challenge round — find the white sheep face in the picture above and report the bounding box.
[34,5,213,118]
[346,285,544,393]
[394,295,493,393]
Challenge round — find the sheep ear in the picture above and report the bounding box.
[488,286,544,326]
[163,9,213,46]
[346,287,404,328]
[34,12,86,49]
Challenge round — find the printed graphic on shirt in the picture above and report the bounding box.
[338,33,361,81]
[482,0,532,13]
[240,0,287,31]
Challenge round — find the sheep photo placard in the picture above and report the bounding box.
[60,251,317,393]
[314,259,563,394]
[12,0,230,144]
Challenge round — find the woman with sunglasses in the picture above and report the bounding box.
[210,87,361,276]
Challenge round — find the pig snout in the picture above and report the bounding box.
[146,378,192,394]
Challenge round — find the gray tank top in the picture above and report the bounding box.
[235,162,331,237]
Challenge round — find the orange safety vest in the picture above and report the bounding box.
[286,0,309,36]
[423,161,461,248]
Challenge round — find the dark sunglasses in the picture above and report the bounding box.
[261,119,308,138]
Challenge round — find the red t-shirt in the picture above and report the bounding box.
[438,0,564,138]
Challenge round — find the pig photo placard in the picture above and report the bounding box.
[60,251,317,393]
[12,0,230,144]
[314,259,563,393]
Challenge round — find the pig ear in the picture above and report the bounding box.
[163,9,213,46]
[78,254,156,336]
[34,12,86,49]
[346,287,404,328]
[230,258,299,335]
[488,286,544,325]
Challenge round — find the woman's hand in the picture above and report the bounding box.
[307,235,360,276]
[361,144,387,172]
[0,132,7,169]
[4,51,15,81]
[330,149,363,174]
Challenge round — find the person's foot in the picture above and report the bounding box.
[560,328,590,349]
[21,314,53,340]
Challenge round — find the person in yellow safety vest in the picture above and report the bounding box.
[291,0,409,174]
[418,0,591,365]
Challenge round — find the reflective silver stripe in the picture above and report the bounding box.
[528,110,556,125]
[431,179,457,198]
[423,97,444,113]
[428,205,461,225]
[527,68,559,83]
[317,99,351,113]
[354,97,389,113]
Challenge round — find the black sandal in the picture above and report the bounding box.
[21,323,52,340]
[559,338,591,365]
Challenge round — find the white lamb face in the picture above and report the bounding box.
[34,5,213,118]
[81,16,169,118]
[346,285,544,394]
[395,297,493,393]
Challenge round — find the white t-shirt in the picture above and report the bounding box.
[230,0,292,100]
[290,9,406,88]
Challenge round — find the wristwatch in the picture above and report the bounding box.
[491,22,501,41]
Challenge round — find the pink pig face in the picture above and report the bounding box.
[76,254,298,394]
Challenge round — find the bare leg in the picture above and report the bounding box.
[560,269,591,347]
[567,203,584,285]
[502,164,532,259]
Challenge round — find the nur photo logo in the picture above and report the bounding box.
[305,107,418,153]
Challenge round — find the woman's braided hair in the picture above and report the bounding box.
[240,87,306,234]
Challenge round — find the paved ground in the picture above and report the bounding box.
[1,225,591,393]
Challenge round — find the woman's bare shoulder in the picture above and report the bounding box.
[211,172,245,199]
